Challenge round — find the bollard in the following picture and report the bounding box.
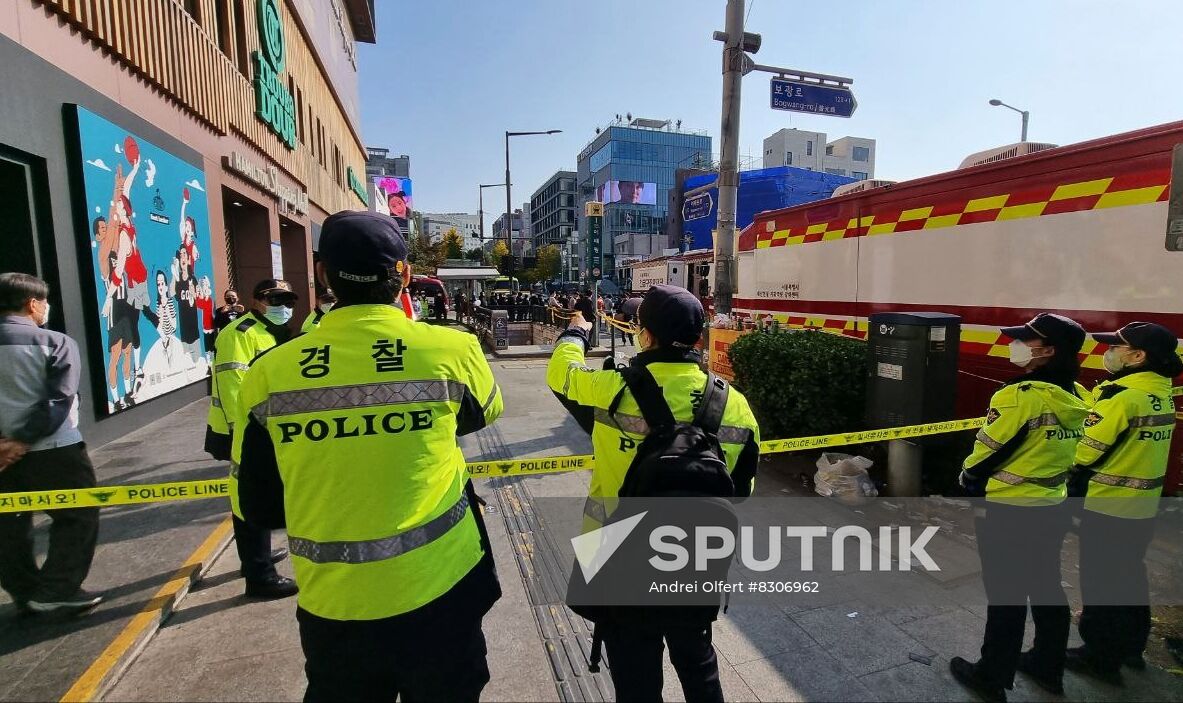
[886,439,923,497]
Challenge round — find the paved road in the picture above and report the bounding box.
[105,359,1183,701]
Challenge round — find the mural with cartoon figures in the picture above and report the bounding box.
[73,106,214,414]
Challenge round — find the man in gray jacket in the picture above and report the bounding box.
[0,273,103,614]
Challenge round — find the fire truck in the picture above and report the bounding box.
[734,121,1183,493]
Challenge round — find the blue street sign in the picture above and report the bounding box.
[770,78,857,118]
[682,192,714,221]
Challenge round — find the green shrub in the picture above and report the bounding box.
[728,329,867,440]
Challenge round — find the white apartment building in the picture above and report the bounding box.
[421,212,482,251]
[762,129,875,180]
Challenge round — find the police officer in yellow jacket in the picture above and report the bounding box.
[547,285,760,703]
[300,291,337,333]
[951,313,1089,701]
[205,278,298,599]
[234,211,503,702]
[1065,322,1182,684]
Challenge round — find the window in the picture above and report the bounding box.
[853,146,870,162]
[213,0,230,56]
[806,141,813,156]
[852,171,868,181]
[825,145,834,156]
[825,168,846,176]
[233,0,250,76]
[785,151,792,165]
[183,0,200,23]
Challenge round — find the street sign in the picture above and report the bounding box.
[683,192,714,221]
[770,78,857,118]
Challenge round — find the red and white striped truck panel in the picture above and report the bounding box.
[735,120,1183,493]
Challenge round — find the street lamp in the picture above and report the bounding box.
[477,183,506,242]
[505,129,561,287]
[989,98,1029,142]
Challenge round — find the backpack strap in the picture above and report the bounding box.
[693,372,730,435]
[617,366,677,431]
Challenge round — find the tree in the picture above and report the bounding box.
[531,244,562,284]
[442,228,464,259]
[491,239,510,274]
[464,247,485,263]
[408,232,445,273]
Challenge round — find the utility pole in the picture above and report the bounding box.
[713,0,746,315]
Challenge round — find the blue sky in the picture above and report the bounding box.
[358,1,1183,215]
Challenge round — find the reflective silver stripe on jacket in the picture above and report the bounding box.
[1078,436,1110,453]
[991,470,1068,488]
[975,430,1005,452]
[289,493,470,564]
[1088,473,1165,490]
[215,361,250,373]
[1128,414,1176,428]
[482,385,500,413]
[593,409,753,444]
[256,380,468,419]
[1025,413,1061,430]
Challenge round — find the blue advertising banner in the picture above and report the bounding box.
[73,106,214,414]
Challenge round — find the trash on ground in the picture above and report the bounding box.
[814,453,877,505]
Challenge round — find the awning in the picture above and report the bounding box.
[434,267,501,280]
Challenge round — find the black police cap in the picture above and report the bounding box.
[637,285,705,348]
[319,211,408,283]
[1000,313,1086,352]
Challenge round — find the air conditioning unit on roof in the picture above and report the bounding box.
[959,142,1058,169]
[831,179,896,198]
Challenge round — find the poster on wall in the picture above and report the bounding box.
[71,106,214,414]
[373,176,413,232]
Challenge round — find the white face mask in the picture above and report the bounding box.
[264,305,293,325]
[1103,346,1132,374]
[36,300,51,327]
[1008,340,1034,367]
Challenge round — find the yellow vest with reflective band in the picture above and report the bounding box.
[232,304,503,620]
[546,340,761,527]
[964,380,1089,505]
[1075,371,1175,519]
[300,309,324,334]
[208,314,283,518]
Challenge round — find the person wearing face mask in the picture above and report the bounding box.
[204,278,298,600]
[950,313,1090,701]
[1063,322,1182,684]
[301,291,338,334]
[545,285,760,702]
[0,273,103,614]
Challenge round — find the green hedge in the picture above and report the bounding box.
[728,329,867,440]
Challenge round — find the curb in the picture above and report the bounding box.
[61,517,235,703]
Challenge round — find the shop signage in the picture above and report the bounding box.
[346,166,368,205]
[253,0,297,149]
[226,151,309,216]
[585,201,603,280]
[329,0,359,70]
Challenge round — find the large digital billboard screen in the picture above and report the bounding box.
[596,180,656,205]
[72,106,215,414]
[374,176,413,229]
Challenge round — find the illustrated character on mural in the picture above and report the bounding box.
[140,269,181,371]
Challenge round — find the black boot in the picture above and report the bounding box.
[244,575,298,599]
[950,656,1007,702]
[1065,646,1123,687]
[1017,650,1063,695]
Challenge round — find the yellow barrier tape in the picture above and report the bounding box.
[758,417,986,454]
[0,479,231,513]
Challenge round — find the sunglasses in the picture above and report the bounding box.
[264,295,296,308]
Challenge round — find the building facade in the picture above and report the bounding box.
[1,0,375,442]
[421,212,481,251]
[529,170,576,252]
[762,128,875,180]
[576,119,711,283]
[365,146,409,179]
[491,208,532,257]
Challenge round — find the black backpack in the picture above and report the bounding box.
[578,366,737,672]
[611,366,735,500]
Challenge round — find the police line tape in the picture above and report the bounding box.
[0,416,997,514]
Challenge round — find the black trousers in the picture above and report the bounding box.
[0,443,100,602]
[602,622,724,703]
[296,557,499,703]
[1077,510,1155,670]
[974,502,1070,687]
[231,515,278,583]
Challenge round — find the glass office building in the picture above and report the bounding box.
[576,123,712,283]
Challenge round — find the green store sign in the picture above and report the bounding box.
[346,167,368,206]
[253,0,297,150]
